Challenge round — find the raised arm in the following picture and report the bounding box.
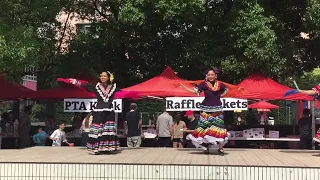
[69,78,96,92]
[298,89,318,95]
[298,84,320,96]
[56,78,96,92]
[284,84,319,98]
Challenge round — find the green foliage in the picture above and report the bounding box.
[1,0,320,88]
[55,102,73,125]
[63,0,294,86]
[0,0,70,78]
[137,99,165,113]
[0,25,39,75]
[0,101,13,114]
[220,0,285,80]
[306,0,320,31]
[30,104,46,122]
[295,68,320,90]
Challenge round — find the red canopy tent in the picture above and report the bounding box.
[248,101,279,109]
[0,76,35,100]
[123,67,194,97]
[33,72,141,100]
[31,72,98,100]
[123,67,247,98]
[237,73,312,100]
[33,85,95,100]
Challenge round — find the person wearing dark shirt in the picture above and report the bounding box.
[246,109,259,125]
[125,103,143,147]
[184,110,198,148]
[298,109,312,149]
[19,106,32,148]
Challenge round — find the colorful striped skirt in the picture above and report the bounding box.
[87,111,120,154]
[186,109,229,149]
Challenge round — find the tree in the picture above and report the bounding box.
[295,68,320,90]
[302,0,320,70]
[61,0,290,86]
[0,0,71,79]
[209,0,285,82]
[2,0,319,87]
[258,0,320,79]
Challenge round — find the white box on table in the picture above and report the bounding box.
[235,131,243,138]
[253,128,265,133]
[253,128,264,138]
[269,130,279,138]
[253,131,264,138]
[228,131,236,138]
[243,129,253,138]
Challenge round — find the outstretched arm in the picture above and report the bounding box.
[299,84,320,96]
[298,89,318,95]
[57,78,95,92]
[284,84,319,97]
[180,83,195,93]
[180,83,201,95]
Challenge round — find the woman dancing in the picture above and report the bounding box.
[180,69,228,155]
[66,71,120,155]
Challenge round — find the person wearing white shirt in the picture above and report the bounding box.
[80,113,93,146]
[49,123,70,146]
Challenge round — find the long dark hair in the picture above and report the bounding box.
[205,68,220,81]
[84,112,92,128]
[205,67,220,76]
[99,71,114,84]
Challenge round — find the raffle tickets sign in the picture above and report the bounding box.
[64,99,122,113]
[166,97,247,111]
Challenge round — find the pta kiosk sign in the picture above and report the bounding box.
[64,99,122,113]
[166,97,247,111]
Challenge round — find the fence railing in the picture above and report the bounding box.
[0,162,319,180]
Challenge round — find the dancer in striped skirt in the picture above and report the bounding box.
[68,71,120,155]
[180,69,229,155]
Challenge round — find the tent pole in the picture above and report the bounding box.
[277,109,280,124]
[311,100,316,150]
[115,113,119,134]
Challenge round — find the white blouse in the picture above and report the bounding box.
[80,116,93,133]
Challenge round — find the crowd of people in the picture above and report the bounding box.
[123,106,200,149]
[0,68,318,155]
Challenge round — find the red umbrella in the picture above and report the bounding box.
[0,76,35,100]
[257,109,271,112]
[248,101,279,109]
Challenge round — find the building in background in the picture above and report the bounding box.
[22,66,37,91]
[22,66,37,106]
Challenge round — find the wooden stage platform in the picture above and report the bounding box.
[0,147,320,167]
[1,147,320,180]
